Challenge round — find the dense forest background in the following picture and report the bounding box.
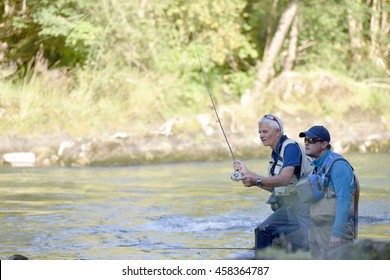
[0,0,389,142]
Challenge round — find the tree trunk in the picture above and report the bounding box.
[347,1,365,63]
[283,13,298,72]
[252,0,299,99]
[263,0,279,59]
[21,0,27,15]
[4,0,10,16]
[369,0,389,74]
[369,0,380,59]
[380,0,389,33]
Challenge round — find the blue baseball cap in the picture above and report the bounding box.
[299,125,331,142]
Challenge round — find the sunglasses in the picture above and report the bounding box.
[263,114,281,130]
[304,137,323,144]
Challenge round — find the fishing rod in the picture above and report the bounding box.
[192,31,243,182]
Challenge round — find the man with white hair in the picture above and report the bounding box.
[233,114,312,251]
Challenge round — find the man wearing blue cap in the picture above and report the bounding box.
[299,125,359,258]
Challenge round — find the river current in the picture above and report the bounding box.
[1,153,389,259]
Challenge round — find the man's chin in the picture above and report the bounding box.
[306,151,314,157]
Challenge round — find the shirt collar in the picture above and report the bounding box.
[312,149,332,170]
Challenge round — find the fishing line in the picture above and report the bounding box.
[144,247,253,251]
[192,31,236,161]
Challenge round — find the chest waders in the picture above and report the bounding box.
[310,154,359,236]
[308,154,360,258]
[255,138,313,251]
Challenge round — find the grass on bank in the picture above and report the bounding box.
[0,65,389,139]
[0,65,210,138]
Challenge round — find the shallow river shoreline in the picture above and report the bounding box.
[0,130,389,167]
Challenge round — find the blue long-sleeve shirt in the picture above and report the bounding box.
[311,149,355,237]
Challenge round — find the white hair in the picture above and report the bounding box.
[258,114,284,134]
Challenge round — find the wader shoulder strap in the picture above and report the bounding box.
[269,137,290,176]
[270,138,302,196]
[272,138,311,179]
[323,157,347,189]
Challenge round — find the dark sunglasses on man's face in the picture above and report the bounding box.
[304,137,323,144]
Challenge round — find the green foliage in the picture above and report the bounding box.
[0,0,388,137]
[298,1,349,68]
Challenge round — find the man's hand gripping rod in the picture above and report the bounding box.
[192,31,243,181]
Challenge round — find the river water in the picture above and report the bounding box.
[1,153,389,260]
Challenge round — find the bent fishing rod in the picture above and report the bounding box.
[192,31,242,181]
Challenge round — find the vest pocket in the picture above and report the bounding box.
[310,198,336,223]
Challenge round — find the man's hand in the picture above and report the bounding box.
[233,160,248,174]
[329,236,342,248]
[241,175,256,187]
[233,160,264,188]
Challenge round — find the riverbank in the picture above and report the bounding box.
[1,110,389,167]
[2,69,389,167]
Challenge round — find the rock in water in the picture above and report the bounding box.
[7,254,28,260]
[2,152,36,167]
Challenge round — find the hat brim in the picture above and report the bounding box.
[299,131,318,138]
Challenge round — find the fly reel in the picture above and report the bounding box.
[231,171,244,181]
